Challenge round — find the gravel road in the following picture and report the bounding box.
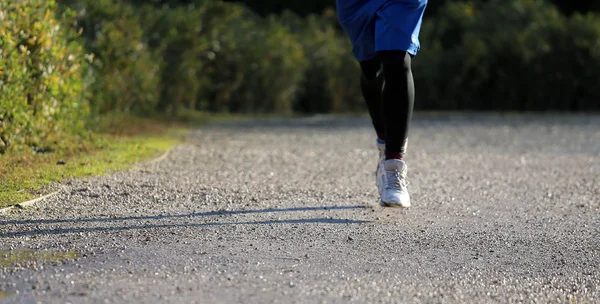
[1,114,599,304]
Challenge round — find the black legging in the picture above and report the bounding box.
[359,50,414,156]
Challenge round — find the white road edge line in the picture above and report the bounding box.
[0,191,60,215]
[143,149,171,166]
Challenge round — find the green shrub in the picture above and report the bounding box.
[414,0,600,111]
[142,4,208,114]
[223,14,306,114]
[6,0,599,157]
[145,1,307,114]
[0,0,89,154]
[143,3,359,115]
[281,9,363,113]
[528,12,600,111]
[62,0,162,115]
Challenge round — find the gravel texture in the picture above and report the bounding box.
[1,113,599,303]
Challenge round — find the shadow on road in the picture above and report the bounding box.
[1,218,370,238]
[0,205,370,238]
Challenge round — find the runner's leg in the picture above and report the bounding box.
[380,50,413,159]
[359,57,386,141]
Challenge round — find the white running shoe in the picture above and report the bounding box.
[380,159,411,208]
[375,141,386,195]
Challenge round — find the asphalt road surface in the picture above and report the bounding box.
[1,114,599,304]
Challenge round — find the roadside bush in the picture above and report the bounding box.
[281,9,363,113]
[528,12,600,111]
[60,0,162,115]
[60,0,308,115]
[144,1,307,114]
[5,0,600,158]
[142,4,209,114]
[0,0,89,154]
[414,0,600,111]
[222,15,306,114]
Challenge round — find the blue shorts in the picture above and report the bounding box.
[336,0,428,62]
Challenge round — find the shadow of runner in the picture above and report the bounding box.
[1,205,367,226]
[1,217,371,238]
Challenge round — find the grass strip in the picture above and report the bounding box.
[0,116,187,209]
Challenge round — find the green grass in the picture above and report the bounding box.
[0,111,299,209]
[0,250,80,267]
[0,116,188,209]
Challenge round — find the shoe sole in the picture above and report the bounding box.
[379,200,410,208]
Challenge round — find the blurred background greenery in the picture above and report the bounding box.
[1,0,599,154]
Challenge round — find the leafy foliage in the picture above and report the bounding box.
[414,0,600,111]
[0,0,89,154]
[60,0,162,115]
[2,0,600,154]
[279,9,362,113]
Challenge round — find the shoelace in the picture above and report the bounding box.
[385,170,407,190]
